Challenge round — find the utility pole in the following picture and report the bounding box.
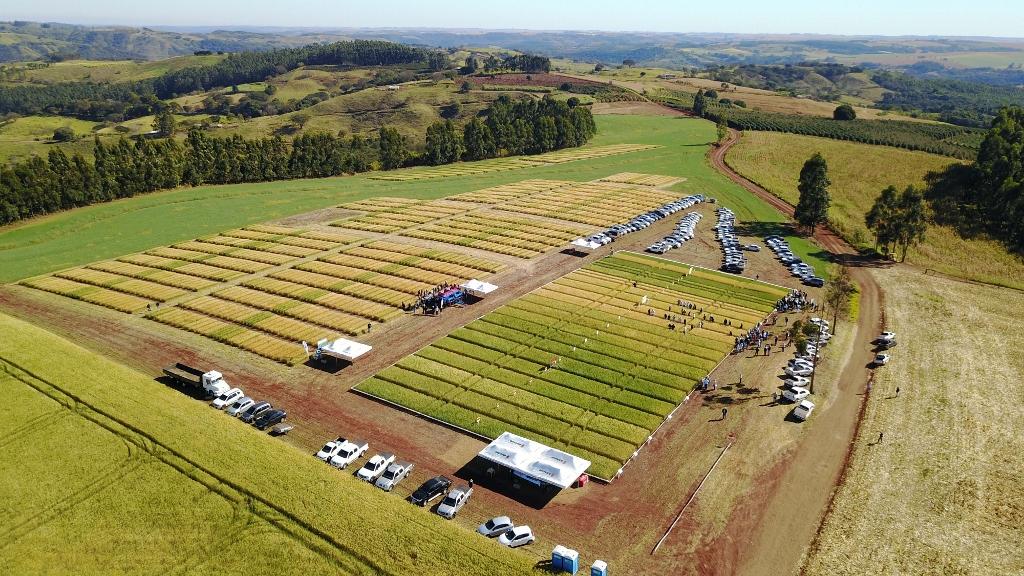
[809,322,822,394]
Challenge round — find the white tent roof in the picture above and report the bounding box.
[316,338,372,361]
[571,238,601,251]
[461,279,498,297]
[477,432,591,489]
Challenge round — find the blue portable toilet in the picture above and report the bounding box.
[562,548,580,574]
[591,559,608,576]
[551,545,568,571]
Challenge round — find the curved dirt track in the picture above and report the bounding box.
[710,128,885,576]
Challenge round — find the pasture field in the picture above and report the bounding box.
[0,55,226,84]
[0,311,534,575]
[355,252,789,480]
[726,131,1024,289]
[22,223,504,364]
[803,266,1024,576]
[0,115,819,283]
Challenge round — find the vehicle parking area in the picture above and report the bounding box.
[0,172,845,574]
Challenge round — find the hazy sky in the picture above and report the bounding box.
[6,0,1022,37]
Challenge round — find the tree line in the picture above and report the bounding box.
[0,40,441,121]
[422,96,595,164]
[0,97,595,226]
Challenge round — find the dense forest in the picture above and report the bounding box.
[0,96,594,225]
[872,71,1024,127]
[0,40,442,121]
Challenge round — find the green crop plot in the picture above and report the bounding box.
[0,311,535,575]
[356,252,789,480]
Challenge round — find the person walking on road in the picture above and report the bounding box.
[721,407,728,420]
[895,387,901,397]
[877,432,884,444]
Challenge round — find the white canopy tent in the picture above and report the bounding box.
[314,338,372,362]
[477,432,591,489]
[570,238,601,252]
[461,279,498,298]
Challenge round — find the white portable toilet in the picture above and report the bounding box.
[591,559,608,576]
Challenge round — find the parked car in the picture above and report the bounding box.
[436,484,473,519]
[316,437,347,462]
[785,365,814,378]
[782,387,811,403]
[478,516,515,537]
[211,387,244,409]
[239,401,271,423]
[783,375,811,388]
[877,331,896,342]
[226,396,254,416]
[254,409,286,430]
[329,439,369,469]
[410,476,452,506]
[498,526,536,548]
[792,399,815,421]
[356,452,395,482]
[375,461,414,491]
[874,353,890,366]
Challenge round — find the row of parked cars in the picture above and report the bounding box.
[780,317,833,421]
[764,235,825,287]
[313,436,536,547]
[646,211,702,254]
[715,207,752,274]
[213,387,290,433]
[580,194,706,247]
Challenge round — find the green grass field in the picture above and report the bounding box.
[0,311,535,575]
[1,114,827,283]
[356,253,788,479]
[727,131,1024,289]
[0,55,226,84]
[804,266,1024,575]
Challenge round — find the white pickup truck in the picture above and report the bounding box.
[329,439,369,470]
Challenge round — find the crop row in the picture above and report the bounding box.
[179,296,340,342]
[269,269,416,308]
[450,179,574,204]
[598,172,681,187]
[362,241,504,273]
[54,268,188,302]
[117,253,245,282]
[297,261,433,295]
[148,307,305,364]
[193,235,321,258]
[87,260,217,292]
[338,197,421,212]
[344,245,499,278]
[171,240,301,265]
[240,277,401,322]
[22,276,151,313]
[213,286,369,335]
[321,253,462,286]
[146,246,273,274]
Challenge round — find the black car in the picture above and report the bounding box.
[239,401,272,423]
[254,409,286,430]
[410,475,452,506]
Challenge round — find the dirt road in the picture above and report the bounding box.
[710,128,885,576]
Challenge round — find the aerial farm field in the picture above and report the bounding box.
[0,311,534,575]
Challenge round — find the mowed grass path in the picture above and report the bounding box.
[0,115,823,283]
[356,253,788,479]
[0,312,534,575]
[727,131,1024,289]
[804,266,1024,575]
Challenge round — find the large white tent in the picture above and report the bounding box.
[461,279,498,298]
[477,432,591,489]
[314,338,372,362]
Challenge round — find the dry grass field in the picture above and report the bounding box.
[726,131,1024,289]
[804,266,1024,576]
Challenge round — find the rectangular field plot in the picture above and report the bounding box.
[355,252,789,480]
[598,172,683,187]
[330,199,479,233]
[367,144,660,181]
[449,179,575,204]
[400,212,593,258]
[499,181,681,227]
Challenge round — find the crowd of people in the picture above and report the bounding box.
[776,289,817,313]
[414,282,464,314]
